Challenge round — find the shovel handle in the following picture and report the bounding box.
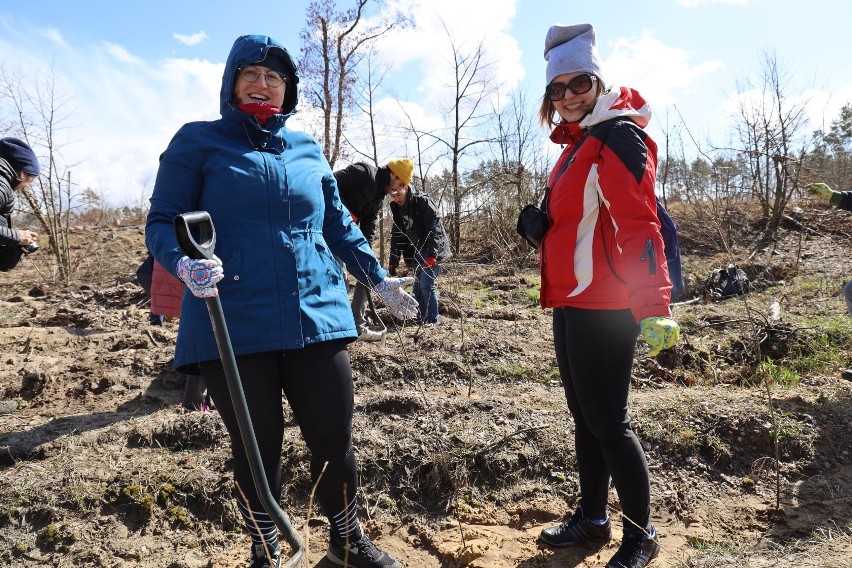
[171,210,304,567]
[174,211,217,260]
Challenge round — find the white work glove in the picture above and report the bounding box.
[176,256,224,298]
[639,316,681,356]
[374,277,418,320]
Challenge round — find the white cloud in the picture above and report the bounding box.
[370,0,524,102]
[1,23,224,205]
[103,42,146,66]
[604,29,723,108]
[173,31,208,47]
[37,27,66,47]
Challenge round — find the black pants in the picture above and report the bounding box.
[552,306,651,532]
[200,340,357,522]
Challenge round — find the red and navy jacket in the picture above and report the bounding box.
[540,86,672,322]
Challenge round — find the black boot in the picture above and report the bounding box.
[326,530,400,568]
[539,507,611,547]
[605,527,660,568]
[248,542,280,568]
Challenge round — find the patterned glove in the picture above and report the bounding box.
[805,183,836,202]
[374,277,418,320]
[639,317,680,356]
[176,256,224,298]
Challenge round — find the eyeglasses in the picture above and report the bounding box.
[238,66,286,88]
[545,74,597,101]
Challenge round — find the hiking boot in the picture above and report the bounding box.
[605,528,660,568]
[248,542,280,568]
[539,508,612,547]
[841,369,852,381]
[357,327,385,342]
[326,533,400,568]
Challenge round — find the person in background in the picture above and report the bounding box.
[150,257,214,411]
[806,182,852,381]
[145,34,416,568]
[0,137,41,415]
[0,137,40,268]
[386,164,452,325]
[333,159,411,342]
[137,253,213,411]
[534,23,680,568]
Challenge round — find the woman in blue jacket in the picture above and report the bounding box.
[145,34,414,568]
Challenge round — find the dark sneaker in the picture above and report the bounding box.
[605,529,660,568]
[539,508,612,547]
[841,369,852,381]
[248,542,280,568]
[326,533,400,568]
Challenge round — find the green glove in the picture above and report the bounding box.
[805,183,836,202]
[640,317,680,356]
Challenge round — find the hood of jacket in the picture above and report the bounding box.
[550,86,651,146]
[220,35,300,122]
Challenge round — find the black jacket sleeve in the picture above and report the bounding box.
[835,190,852,213]
[0,179,19,247]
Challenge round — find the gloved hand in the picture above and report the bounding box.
[639,317,680,356]
[374,277,418,319]
[424,256,437,268]
[805,182,836,202]
[388,264,397,277]
[176,256,224,298]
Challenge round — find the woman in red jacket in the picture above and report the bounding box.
[535,23,680,568]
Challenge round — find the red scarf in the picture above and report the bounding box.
[237,102,282,126]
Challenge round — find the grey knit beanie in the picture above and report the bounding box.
[544,23,605,88]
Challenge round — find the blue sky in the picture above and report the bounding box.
[1,0,850,205]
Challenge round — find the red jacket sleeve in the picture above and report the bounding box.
[596,122,671,321]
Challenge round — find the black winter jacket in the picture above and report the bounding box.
[0,159,21,248]
[389,187,451,268]
[333,162,390,244]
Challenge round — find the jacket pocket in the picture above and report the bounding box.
[640,238,656,276]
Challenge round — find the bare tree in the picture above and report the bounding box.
[413,23,498,255]
[344,46,394,259]
[475,86,550,258]
[731,49,812,230]
[299,0,409,168]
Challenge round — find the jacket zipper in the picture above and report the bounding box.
[641,238,656,275]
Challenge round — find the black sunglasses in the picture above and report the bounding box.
[545,74,598,101]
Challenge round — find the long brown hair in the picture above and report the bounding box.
[537,78,606,130]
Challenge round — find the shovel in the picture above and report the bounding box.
[174,211,304,568]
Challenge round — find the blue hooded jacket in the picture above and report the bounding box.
[145,34,385,372]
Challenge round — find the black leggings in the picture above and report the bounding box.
[552,306,651,532]
[200,340,357,522]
